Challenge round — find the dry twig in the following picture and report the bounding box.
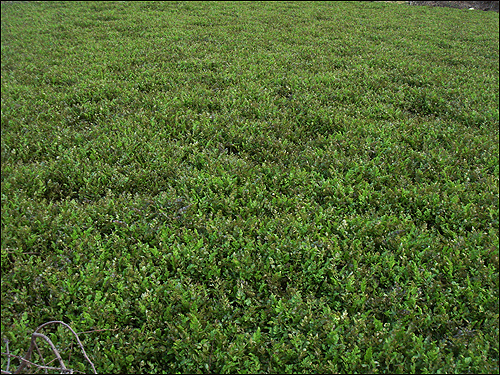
[1,321,97,374]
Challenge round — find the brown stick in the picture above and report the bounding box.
[5,320,97,374]
[35,321,97,374]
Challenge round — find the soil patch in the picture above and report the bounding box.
[407,1,499,12]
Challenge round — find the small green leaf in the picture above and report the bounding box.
[364,346,373,363]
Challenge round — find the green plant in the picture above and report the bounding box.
[2,1,498,373]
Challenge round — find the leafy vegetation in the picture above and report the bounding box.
[1,1,498,373]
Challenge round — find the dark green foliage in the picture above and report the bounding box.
[1,1,498,373]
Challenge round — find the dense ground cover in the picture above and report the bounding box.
[1,1,498,373]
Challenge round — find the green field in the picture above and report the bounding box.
[1,1,498,373]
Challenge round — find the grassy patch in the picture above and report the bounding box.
[1,1,498,373]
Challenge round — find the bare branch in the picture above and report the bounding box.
[32,332,67,371]
[34,321,96,374]
[2,352,73,373]
[33,339,47,374]
[2,320,97,374]
[3,339,10,373]
[77,328,118,335]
